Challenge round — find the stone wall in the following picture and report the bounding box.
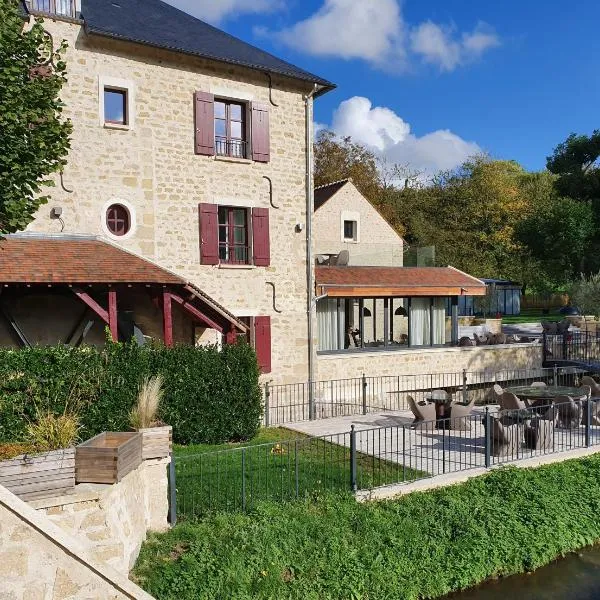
[313,181,404,266]
[317,343,543,381]
[30,457,170,574]
[0,483,154,600]
[25,17,314,384]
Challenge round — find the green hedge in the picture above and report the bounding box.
[0,342,262,445]
[134,457,600,599]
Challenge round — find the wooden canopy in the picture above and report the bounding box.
[315,266,486,298]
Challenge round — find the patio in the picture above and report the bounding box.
[285,404,600,480]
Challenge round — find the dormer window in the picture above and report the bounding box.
[28,0,76,18]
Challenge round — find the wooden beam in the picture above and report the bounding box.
[163,290,173,347]
[64,308,89,345]
[108,290,118,342]
[0,304,31,348]
[74,320,95,348]
[168,292,223,333]
[224,327,237,345]
[73,290,109,324]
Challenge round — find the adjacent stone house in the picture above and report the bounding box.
[313,179,404,267]
[4,0,335,384]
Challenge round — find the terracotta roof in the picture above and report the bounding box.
[0,235,185,284]
[314,179,349,211]
[316,266,486,297]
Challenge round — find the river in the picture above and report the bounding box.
[447,547,600,599]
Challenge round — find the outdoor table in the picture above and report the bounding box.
[505,385,587,408]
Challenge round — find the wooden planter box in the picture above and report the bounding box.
[137,425,172,460]
[0,448,75,501]
[76,432,142,484]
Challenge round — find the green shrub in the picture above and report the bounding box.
[134,456,600,600]
[0,341,261,445]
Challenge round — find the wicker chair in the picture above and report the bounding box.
[490,417,521,457]
[449,395,475,430]
[407,395,436,430]
[499,391,527,411]
[554,395,582,429]
[530,381,547,387]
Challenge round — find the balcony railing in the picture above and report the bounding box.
[219,244,250,265]
[28,0,76,18]
[215,136,247,159]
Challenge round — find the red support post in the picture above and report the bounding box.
[163,291,174,348]
[224,327,237,345]
[108,289,118,342]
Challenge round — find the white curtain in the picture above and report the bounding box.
[55,0,73,15]
[316,299,343,351]
[410,298,430,346]
[432,298,446,345]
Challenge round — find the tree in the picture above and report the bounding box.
[515,196,595,284]
[314,130,380,202]
[0,1,71,234]
[547,131,600,203]
[571,272,600,318]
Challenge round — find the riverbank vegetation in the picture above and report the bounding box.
[134,454,600,600]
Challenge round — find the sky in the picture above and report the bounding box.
[163,0,600,176]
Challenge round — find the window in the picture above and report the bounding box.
[218,206,249,264]
[28,0,75,17]
[104,88,128,126]
[214,100,246,158]
[106,204,130,236]
[343,220,357,241]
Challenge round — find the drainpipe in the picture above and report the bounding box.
[305,84,318,420]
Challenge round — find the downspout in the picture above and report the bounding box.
[305,84,318,420]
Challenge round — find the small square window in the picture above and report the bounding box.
[343,220,357,241]
[104,88,128,125]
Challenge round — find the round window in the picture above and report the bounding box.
[106,204,130,236]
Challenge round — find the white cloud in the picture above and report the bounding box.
[161,0,282,24]
[274,0,404,65]
[330,96,481,176]
[267,0,498,72]
[411,21,500,71]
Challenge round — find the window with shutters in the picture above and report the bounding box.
[218,206,250,264]
[214,100,247,158]
[199,203,270,267]
[194,92,269,162]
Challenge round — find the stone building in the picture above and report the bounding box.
[5,0,335,384]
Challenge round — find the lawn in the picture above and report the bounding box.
[134,456,600,600]
[502,309,564,325]
[173,427,426,517]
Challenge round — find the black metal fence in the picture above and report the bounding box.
[543,331,600,366]
[264,366,587,426]
[171,393,600,521]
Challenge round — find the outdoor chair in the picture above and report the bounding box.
[448,395,475,430]
[525,416,554,452]
[556,319,571,335]
[541,321,558,335]
[490,416,521,458]
[459,336,475,347]
[473,332,489,346]
[486,383,504,404]
[576,384,600,426]
[407,395,436,430]
[554,395,582,429]
[499,391,527,411]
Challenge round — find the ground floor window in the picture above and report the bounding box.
[316,296,451,352]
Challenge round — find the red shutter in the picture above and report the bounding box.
[252,208,270,267]
[194,91,215,156]
[199,203,219,265]
[251,103,270,162]
[254,316,271,374]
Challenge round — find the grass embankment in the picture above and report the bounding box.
[174,428,426,516]
[135,455,600,600]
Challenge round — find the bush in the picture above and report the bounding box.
[0,341,261,445]
[133,456,600,600]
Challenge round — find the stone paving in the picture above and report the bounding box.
[286,406,599,482]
